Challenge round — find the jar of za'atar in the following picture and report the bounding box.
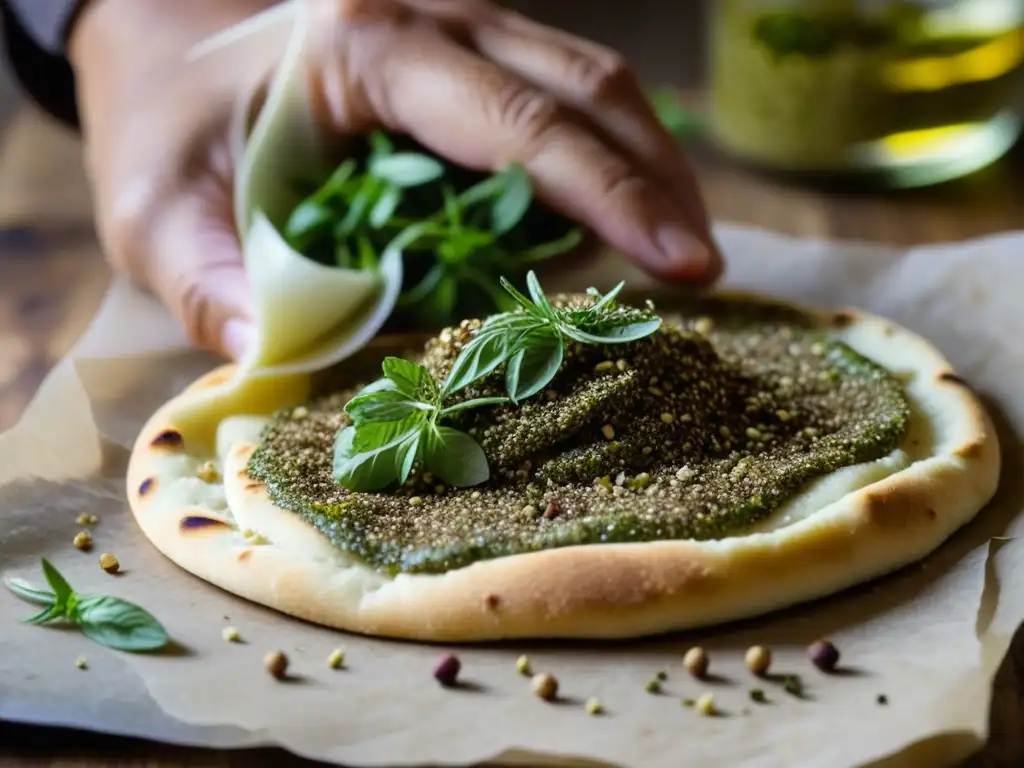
[706,0,1024,187]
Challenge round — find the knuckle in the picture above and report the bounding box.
[571,50,634,104]
[174,274,217,351]
[99,180,164,277]
[593,163,649,206]
[495,82,565,149]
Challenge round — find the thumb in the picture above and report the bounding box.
[147,193,256,361]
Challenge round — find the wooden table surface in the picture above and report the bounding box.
[2,2,1024,765]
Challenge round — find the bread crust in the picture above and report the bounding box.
[125,294,1001,642]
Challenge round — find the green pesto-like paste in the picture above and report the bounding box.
[246,295,911,575]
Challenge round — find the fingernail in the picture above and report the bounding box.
[655,224,710,272]
[221,319,256,361]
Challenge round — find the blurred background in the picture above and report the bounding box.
[0,0,1022,432]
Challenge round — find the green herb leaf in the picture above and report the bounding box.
[517,227,584,263]
[505,329,564,403]
[442,328,512,396]
[369,185,403,229]
[439,396,509,416]
[41,557,73,605]
[588,280,625,314]
[284,200,333,243]
[525,271,556,318]
[498,276,546,318]
[4,577,56,606]
[561,317,662,345]
[23,604,64,625]
[425,427,489,487]
[335,182,376,238]
[72,594,169,652]
[491,163,532,235]
[382,357,439,401]
[333,421,423,492]
[345,388,433,425]
[319,158,358,199]
[396,430,422,485]
[369,153,445,188]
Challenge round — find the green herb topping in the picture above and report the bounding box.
[332,271,661,492]
[247,291,911,576]
[281,132,582,329]
[5,558,168,652]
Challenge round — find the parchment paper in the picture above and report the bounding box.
[2,223,1023,768]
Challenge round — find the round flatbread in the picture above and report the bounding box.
[126,291,999,642]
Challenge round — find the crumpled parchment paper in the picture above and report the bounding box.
[1,223,1022,768]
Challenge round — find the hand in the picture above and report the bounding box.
[70,0,723,361]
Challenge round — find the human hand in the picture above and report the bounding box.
[70,0,723,361]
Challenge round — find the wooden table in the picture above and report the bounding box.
[2,2,1024,764]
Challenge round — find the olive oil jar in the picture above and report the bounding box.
[707,0,1024,186]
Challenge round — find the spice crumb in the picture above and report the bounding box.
[196,461,219,482]
[222,627,241,642]
[290,406,309,421]
[532,673,558,701]
[782,675,805,698]
[644,679,661,694]
[433,653,461,687]
[409,496,423,507]
[75,513,98,526]
[601,424,615,441]
[682,698,695,708]
[516,655,532,676]
[98,553,120,574]
[656,670,668,681]
[75,656,88,670]
[750,688,767,703]
[696,693,716,716]
[264,650,289,679]
[876,694,888,705]
[683,646,709,678]
[73,531,93,551]
[585,697,604,715]
[808,639,840,672]
[744,645,772,676]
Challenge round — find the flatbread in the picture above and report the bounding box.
[125,291,1000,642]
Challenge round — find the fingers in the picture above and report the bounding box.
[472,12,718,252]
[120,188,256,361]
[347,25,715,282]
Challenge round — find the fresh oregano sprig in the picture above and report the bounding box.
[333,271,661,493]
[4,558,169,652]
[444,270,662,403]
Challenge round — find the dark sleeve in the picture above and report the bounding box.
[0,0,90,129]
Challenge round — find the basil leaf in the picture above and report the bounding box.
[425,427,489,487]
[370,153,445,188]
[369,185,403,229]
[440,396,509,416]
[396,430,422,485]
[4,577,57,606]
[333,422,424,492]
[443,328,511,396]
[560,317,662,344]
[505,330,563,403]
[382,357,439,401]
[348,417,422,454]
[23,604,64,625]
[73,594,169,652]
[491,163,532,235]
[352,378,400,399]
[41,558,73,605]
[284,200,333,243]
[345,389,433,425]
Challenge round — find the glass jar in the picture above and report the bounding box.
[707,0,1024,187]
